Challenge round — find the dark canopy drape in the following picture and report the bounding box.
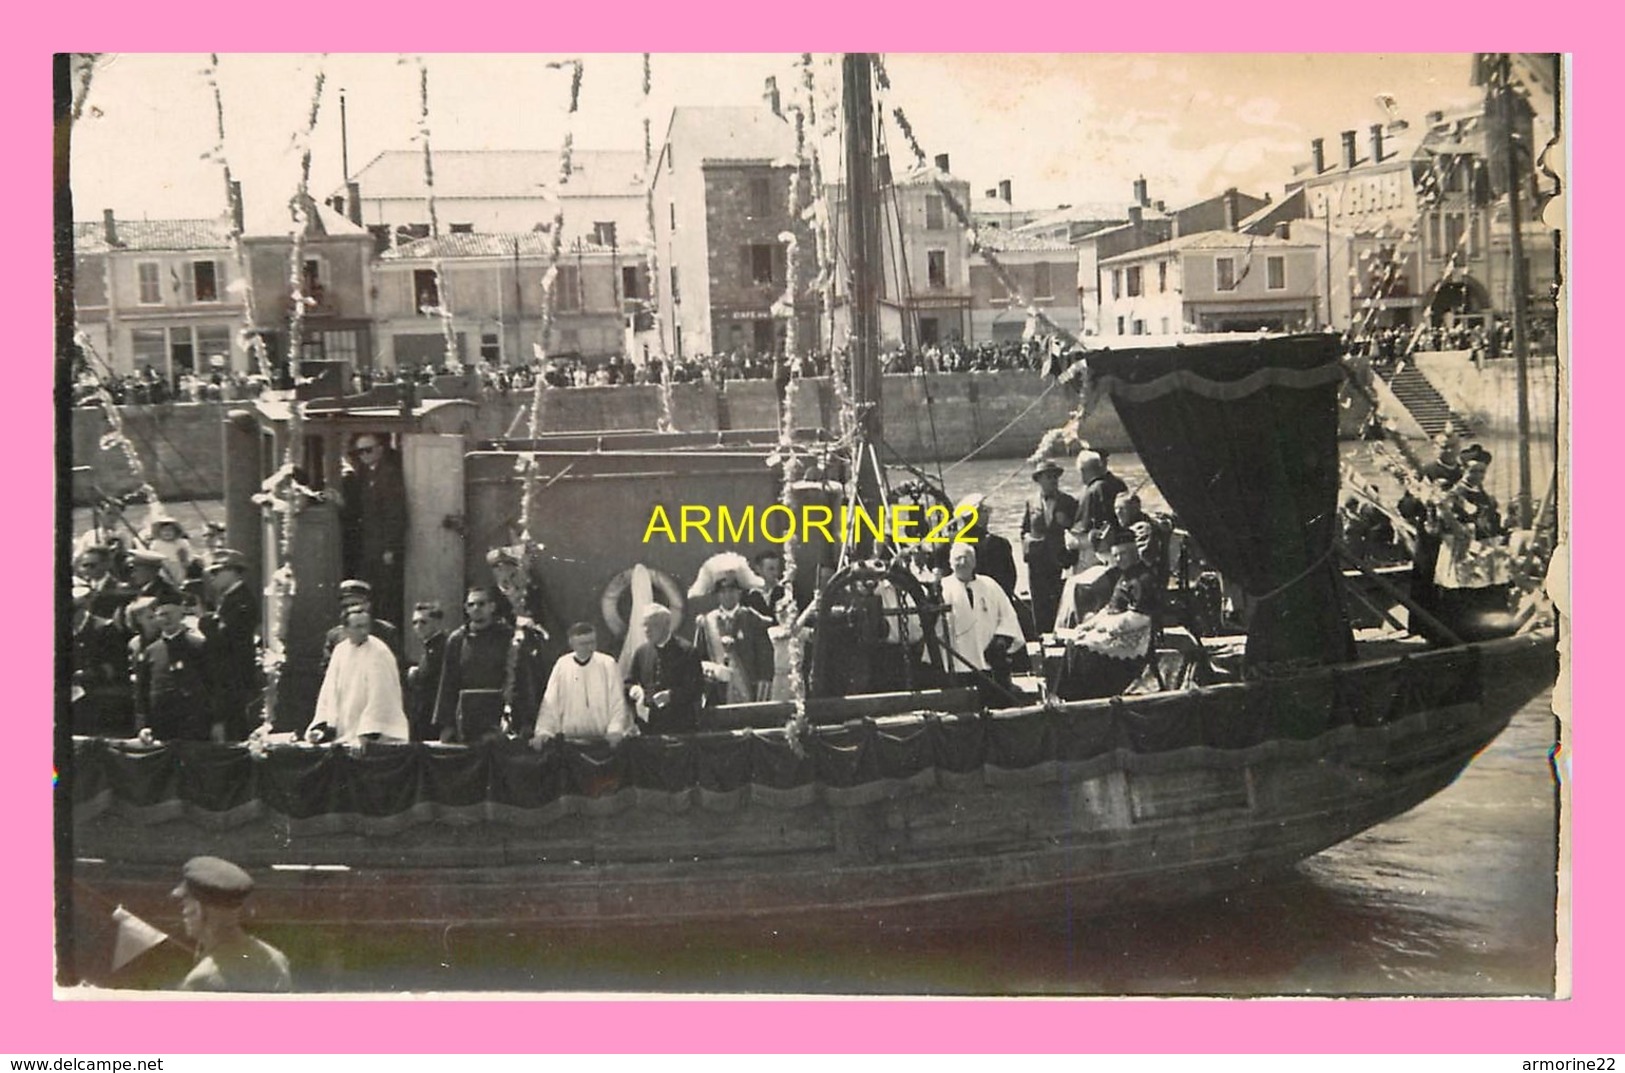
[1086,334,1356,671]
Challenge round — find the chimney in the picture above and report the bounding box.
[998,179,1012,204]
[228,180,244,235]
[1340,130,1359,169]
[763,76,781,118]
[1370,123,1385,164]
[1274,221,1291,240]
[1154,199,1166,213]
[933,153,950,173]
[1133,176,1149,207]
[1128,205,1143,227]
[345,181,362,226]
[101,208,119,247]
[1223,187,1239,231]
[1311,137,1325,175]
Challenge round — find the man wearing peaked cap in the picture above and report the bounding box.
[321,579,402,682]
[126,548,183,607]
[172,856,291,993]
[201,549,261,741]
[134,588,211,742]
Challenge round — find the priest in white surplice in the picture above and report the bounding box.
[309,609,411,744]
[532,623,633,747]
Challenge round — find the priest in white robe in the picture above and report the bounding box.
[532,623,633,746]
[936,543,1024,697]
[310,609,410,745]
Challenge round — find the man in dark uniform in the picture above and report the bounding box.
[134,590,212,742]
[433,587,522,743]
[485,544,557,723]
[340,433,408,628]
[1073,450,1129,548]
[1397,430,1464,640]
[742,550,789,620]
[71,591,131,736]
[406,600,448,742]
[126,548,183,607]
[1019,458,1078,638]
[75,546,135,620]
[200,549,260,742]
[171,857,291,993]
[625,603,704,735]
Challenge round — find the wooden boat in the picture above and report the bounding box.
[62,54,1558,985]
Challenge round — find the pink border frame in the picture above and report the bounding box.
[11,13,1612,1054]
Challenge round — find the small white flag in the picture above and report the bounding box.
[110,905,169,973]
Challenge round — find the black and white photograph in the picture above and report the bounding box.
[56,52,1566,997]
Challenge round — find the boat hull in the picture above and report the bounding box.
[68,632,1555,938]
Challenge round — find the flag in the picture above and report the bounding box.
[1232,234,1258,287]
[110,905,169,973]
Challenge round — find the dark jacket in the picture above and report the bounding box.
[625,636,705,735]
[135,629,211,740]
[407,630,448,740]
[1020,491,1079,576]
[432,621,519,740]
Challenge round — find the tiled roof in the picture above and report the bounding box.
[665,106,799,165]
[73,218,231,254]
[347,149,646,201]
[379,232,643,261]
[1016,203,1128,233]
[981,231,1075,253]
[1100,229,1312,265]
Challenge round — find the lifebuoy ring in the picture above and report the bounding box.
[600,567,686,638]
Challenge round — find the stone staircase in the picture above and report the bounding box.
[1384,364,1475,438]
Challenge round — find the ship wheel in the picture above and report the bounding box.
[806,557,948,700]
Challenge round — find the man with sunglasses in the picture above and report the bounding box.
[339,432,408,628]
[432,587,523,744]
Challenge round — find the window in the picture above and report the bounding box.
[1126,266,1143,297]
[1468,214,1481,258]
[1160,317,1170,334]
[927,250,947,289]
[925,195,944,231]
[1158,261,1167,293]
[1132,319,1145,335]
[670,266,680,303]
[480,332,501,363]
[622,265,641,300]
[324,330,360,364]
[196,326,232,369]
[1116,316,1125,335]
[556,327,580,353]
[749,178,773,218]
[413,269,440,312]
[302,259,325,306]
[593,221,617,247]
[1444,213,1466,257]
[1034,262,1052,298]
[192,261,218,303]
[449,223,474,234]
[746,244,779,286]
[1266,256,1286,290]
[1445,156,1466,193]
[137,262,162,304]
[669,203,677,231]
[1428,215,1443,258]
[1111,270,1121,300]
[556,265,582,311]
[1216,257,1237,291]
[132,328,167,369]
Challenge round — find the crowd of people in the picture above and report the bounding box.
[73,367,266,407]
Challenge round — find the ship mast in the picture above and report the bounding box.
[842,53,886,521]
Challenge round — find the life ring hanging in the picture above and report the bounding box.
[600,567,686,638]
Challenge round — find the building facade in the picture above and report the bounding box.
[1098,231,1320,336]
[73,212,248,380]
[651,106,821,360]
[969,233,1083,343]
[242,198,376,374]
[342,149,648,256]
[372,232,647,370]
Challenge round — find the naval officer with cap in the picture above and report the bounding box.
[172,856,291,992]
[320,579,403,673]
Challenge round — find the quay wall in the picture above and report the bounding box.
[72,369,1378,506]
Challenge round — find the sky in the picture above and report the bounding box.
[67,53,1488,232]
